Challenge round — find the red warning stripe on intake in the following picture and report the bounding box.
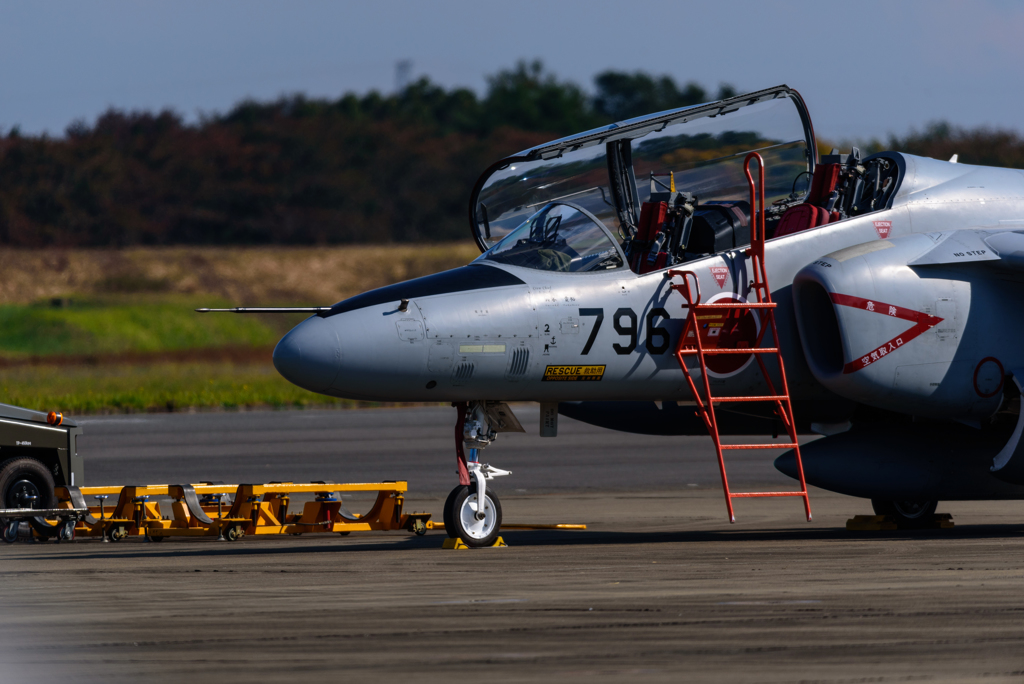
[828,293,943,374]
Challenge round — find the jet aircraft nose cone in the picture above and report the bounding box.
[272,317,342,393]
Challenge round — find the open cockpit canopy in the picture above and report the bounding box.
[469,85,816,258]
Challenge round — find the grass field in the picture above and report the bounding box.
[0,361,364,414]
[0,243,479,306]
[0,243,477,412]
[0,295,290,359]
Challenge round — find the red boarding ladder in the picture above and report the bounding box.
[666,152,811,524]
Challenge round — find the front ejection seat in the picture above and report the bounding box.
[773,163,842,238]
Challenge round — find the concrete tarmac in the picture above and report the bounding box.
[3,406,1024,683]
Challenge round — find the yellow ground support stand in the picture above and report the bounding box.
[442,537,506,549]
[846,514,954,531]
[55,481,430,541]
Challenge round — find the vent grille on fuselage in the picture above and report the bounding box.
[506,347,530,379]
[452,362,475,385]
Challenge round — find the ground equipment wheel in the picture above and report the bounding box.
[109,525,128,542]
[2,520,19,544]
[0,457,56,511]
[224,525,245,542]
[58,520,76,542]
[871,499,938,528]
[0,457,60,539]
[450,484,502,548]
[443,485,467,538]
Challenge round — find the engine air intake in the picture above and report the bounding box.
[793,278,845,377]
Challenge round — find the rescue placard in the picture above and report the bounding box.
[542,365,606,381]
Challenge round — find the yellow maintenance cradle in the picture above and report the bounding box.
[55,481,429,542]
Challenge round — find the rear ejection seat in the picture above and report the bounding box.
[773,163,841,238]
[630,200,669,274]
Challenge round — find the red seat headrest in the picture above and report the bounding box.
[806,163,841,206]
[774,204,828,238]
[636,201,668,241]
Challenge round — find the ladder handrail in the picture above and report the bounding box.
[665,269,701,307]
[743,151,767,270]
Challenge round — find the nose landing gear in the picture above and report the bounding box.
[443,402,517,548]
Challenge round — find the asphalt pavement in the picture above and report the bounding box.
[73,404,805,495]
[3,406,1024,683]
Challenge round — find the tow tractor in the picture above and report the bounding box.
[0,403,83,541]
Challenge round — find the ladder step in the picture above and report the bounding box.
[690,302,777,309]
[720,443,798,450]
[679,347,778,355]
[711,395,788,403]
[730,491,808,498]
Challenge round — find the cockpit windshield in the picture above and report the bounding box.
[476,202,624,272]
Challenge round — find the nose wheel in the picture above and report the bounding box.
[443,484,502,548]
[446,402,516,547]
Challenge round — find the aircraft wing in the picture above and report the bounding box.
[908,228,1024,271]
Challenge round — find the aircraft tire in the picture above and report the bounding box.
[443,485,466,538]
[449,485,502,548]
[871,499,938,528]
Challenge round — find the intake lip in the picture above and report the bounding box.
[792,269,846,380]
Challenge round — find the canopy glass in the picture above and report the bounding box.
[476,202,624,273]
[470,86,815,252]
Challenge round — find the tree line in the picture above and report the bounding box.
[1,62,1022,247]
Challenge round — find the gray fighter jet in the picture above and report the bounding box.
[204,84,1024,545]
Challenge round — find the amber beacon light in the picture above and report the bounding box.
[47,411,63,426]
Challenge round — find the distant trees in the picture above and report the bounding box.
[887,122,1024,170]
[0,107,541,246]
[1,61,1022,248]
[592,72,736,122]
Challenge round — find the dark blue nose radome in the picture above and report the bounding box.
[272,317,342,393]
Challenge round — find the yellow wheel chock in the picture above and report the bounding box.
[442,536,507,549]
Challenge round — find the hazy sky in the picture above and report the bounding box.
[2,0,1022,140]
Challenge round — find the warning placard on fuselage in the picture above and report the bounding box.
[542,365,606,381]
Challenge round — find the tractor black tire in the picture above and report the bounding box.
[449,485,502,548]
[0,457,56,511]
[1,457,61,539]
[443,485,467,538]
[871,499,938,528]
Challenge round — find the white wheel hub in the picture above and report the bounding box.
[459,493,496,539]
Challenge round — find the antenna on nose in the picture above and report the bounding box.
[195,307,333,314]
